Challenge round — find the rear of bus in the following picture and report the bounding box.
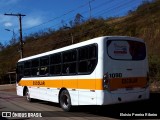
[101,36,149,105]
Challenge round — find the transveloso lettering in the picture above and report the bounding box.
[122,78,138,84]
[33,81,45,85]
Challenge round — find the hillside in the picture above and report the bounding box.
[0,0,160,84]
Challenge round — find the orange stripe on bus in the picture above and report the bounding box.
[18,79,103,90]
[109,77,147,91]
[18,77,147,91]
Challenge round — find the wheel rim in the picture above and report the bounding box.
[62,94,69,108]
[26,91,30,101]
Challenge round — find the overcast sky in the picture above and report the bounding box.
[0,0,146,45]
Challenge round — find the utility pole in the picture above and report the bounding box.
[89,1,91,21]
[63,26,74,44]
[4,13,26,58]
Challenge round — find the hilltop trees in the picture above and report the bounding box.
[74,13,84,26]
[61,13,85,29]
[0,42,4,51]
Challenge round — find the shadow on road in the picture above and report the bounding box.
[70,92,160,119]
[0,92,159,119]
[30,92,160,118]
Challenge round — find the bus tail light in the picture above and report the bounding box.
[103,73,110,90]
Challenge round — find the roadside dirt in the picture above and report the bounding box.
[0,84,16,92]
[150,81,160,92]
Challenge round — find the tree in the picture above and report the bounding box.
[69,20,73,28]
[61,19,68,28]
[9,37,17,46]
[74,13,84,26]
[0,42,4,51]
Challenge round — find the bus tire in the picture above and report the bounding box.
[59,90,72,112]
[25,88,32,102]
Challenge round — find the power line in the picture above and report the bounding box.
[24,0,95,31]
[23,1,156,51]
[3,0,129,38]
[13,0,123,37]
[23,0,136,49]
[28,0,133,33]
[92,0,137,18]
[24,0,118,34]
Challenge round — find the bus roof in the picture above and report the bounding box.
[18,36,144,62]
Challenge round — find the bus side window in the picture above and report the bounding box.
[24,61,31,77]
[40,56,49,76]
[88,45,97,59]
[88,45,97,71]
[50,53,62,75]
[78,44,97,74]
[78,61,88,73]
[62,49,77,75]
[31,58,39,76]
[17,62,24,82]
[78,46,88,73]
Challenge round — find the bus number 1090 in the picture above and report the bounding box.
[109,73,122,78]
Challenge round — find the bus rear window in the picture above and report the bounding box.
[107,40,146,60]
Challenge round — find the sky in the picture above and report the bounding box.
[0,0,147,45]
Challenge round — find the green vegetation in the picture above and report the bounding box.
[0,0,160,85]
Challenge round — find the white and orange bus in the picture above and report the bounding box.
[16,36,149,111]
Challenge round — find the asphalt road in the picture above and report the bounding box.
[0,89,160,120]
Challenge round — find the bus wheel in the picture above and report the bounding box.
[59,90,72,112]
[25,88,32,102]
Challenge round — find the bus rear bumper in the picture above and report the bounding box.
[96,88,149,105]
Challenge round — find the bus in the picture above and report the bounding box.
[16,36,149,111]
